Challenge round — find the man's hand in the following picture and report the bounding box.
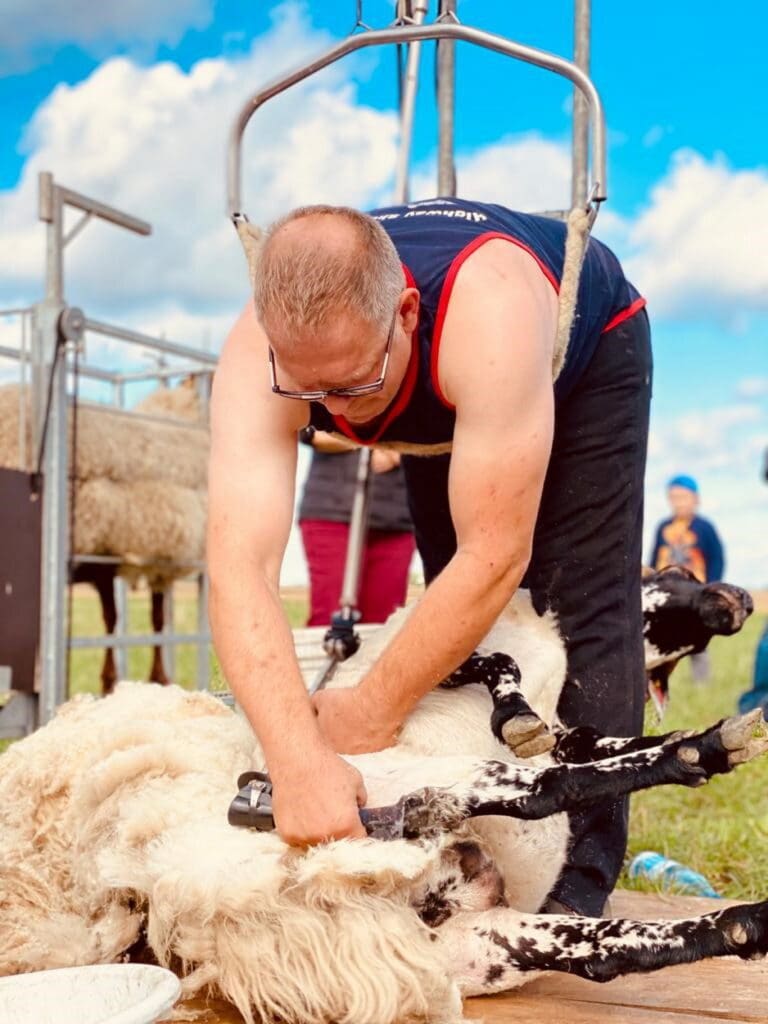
[371,448,401,474]
[312,686,401,754]
[270,745,368,846]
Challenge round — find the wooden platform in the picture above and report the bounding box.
[162,891,768,1023]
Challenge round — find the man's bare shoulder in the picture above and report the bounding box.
[438,238,557,407]
[458,237,557,296]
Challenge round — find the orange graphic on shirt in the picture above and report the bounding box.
[655,517,707,582]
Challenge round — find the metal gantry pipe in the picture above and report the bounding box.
[227,21,607,219]
[571,0,591,209]
[394,1,429,204]
[436,0,458,196]
[84,319,219,366]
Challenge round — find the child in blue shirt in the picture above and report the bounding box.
[649,475,725,681]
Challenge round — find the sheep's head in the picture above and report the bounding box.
[695,582,753,635]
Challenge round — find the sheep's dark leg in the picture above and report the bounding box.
[148,589,171,685]
[551,723,697,765]
[440,900,768,994]
[86,564,118,695]
[395,711,768,837]
[444,652,554,758]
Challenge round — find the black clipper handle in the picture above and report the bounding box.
[227,773,406,840]
[227,772,276,830]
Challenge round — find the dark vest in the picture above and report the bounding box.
[310,197,645,449]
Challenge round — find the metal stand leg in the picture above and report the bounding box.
[309,448,373,694]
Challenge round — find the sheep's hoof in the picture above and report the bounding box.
[720,709,768,766]
[501,714,556,759]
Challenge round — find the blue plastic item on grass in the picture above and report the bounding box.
[628,851,721,898]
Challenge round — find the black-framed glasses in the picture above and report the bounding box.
[268,309,398,402]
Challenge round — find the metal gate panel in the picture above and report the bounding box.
[0,468,42,694]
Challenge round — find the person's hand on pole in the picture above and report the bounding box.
[371,447,401,473]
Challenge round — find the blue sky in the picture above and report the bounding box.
[1,0,767,585]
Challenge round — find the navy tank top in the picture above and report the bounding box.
[309,197,645,449]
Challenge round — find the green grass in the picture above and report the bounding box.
[67,584,308,695]
[622,612,768,900]
[24,589,768,900]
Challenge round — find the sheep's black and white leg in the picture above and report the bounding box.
[551,722,697,765]
[439,900,768,995]
[393,710,768,838]
[444,652,555,758]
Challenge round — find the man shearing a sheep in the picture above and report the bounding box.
[208,197,651,917]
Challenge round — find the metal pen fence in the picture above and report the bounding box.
[0,183,218,736]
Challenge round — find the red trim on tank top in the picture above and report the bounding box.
[331,264,419,446]
[430,232,561,410]
[600,296,647,335]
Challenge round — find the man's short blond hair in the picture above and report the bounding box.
[253,205,404,344]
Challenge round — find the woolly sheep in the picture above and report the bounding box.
[1,590,767,1024]
[0,380,208,687]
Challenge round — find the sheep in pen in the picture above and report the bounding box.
[0,379,208,690]
[1,589,766,1024]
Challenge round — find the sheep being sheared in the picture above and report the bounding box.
[1,589,767,1024]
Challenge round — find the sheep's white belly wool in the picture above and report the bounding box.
[336,591,570,915]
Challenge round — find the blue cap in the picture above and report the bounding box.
[668,474,698,493]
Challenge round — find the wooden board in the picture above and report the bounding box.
[161,891,768,1024]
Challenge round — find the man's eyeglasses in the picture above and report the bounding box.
[268,309,398,402]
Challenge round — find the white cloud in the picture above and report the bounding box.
[641,124,673,148]
[737,377,768,399]
[0,4,399,330]
[623,150,768,320]
[411,133,572,212]
[0,0,214,72]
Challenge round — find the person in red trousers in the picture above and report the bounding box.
[298,426,416,626]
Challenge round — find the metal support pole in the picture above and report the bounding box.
[114,577,129,680]
[196,571,210,690]
[338,447,373,611]
[571,0,591,209]
[163,587,176,681]
[35,172,70,724]
[110,377,128,681]
[308,447,374,695]
[437,0,457,196]
[394,1,429,204]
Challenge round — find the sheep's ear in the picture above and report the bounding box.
[234,219,263,290]
[658,564,698,582]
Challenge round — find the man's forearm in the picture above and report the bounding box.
[357,549,526,722]
[209,575,323,768]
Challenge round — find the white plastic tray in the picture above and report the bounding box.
[0,964,180,1024]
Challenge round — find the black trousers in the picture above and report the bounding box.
[401,310,652,915]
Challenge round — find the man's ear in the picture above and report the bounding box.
[400,287,420,334]
[235,219,263,290]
